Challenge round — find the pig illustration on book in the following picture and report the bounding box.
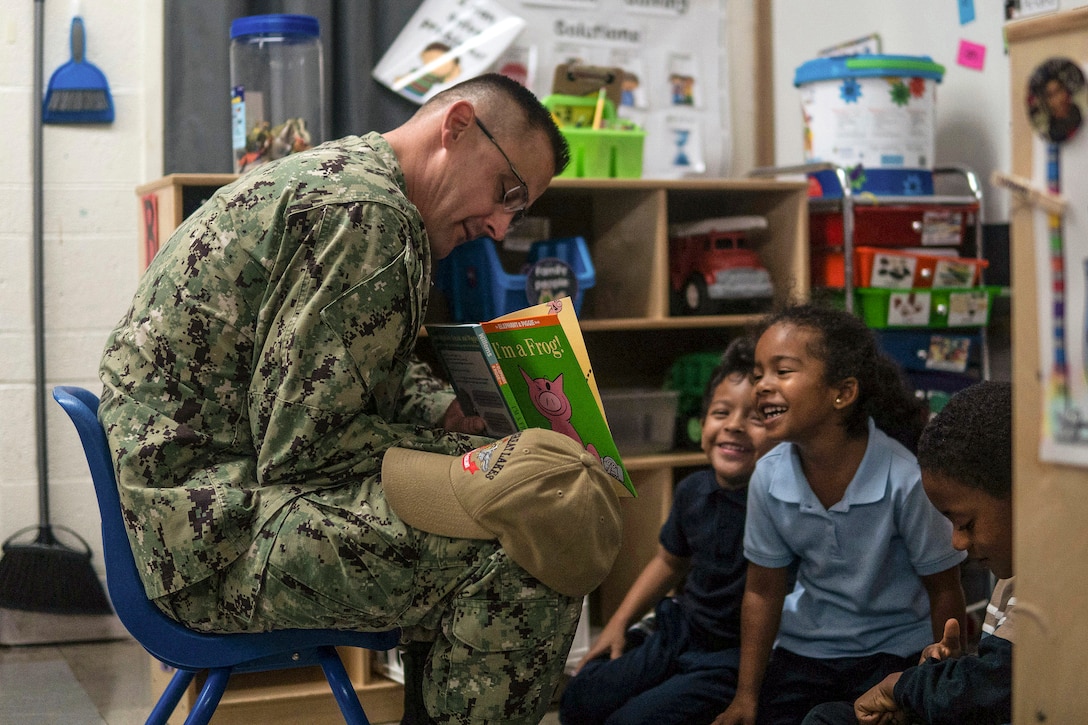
[521,368,600,460]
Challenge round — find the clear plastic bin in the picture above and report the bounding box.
[600,388,679,455]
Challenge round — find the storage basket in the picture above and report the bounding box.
[600,388,679,455]
[543,94,645,179]
[810,204,973,250]
[795,54,945,197]
[854,247,988,289]
[436,236,595,322]
[854,286,1001,329]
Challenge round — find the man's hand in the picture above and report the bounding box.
[441,399,487,434]
[918,618,962,664]
[854,672,903,724]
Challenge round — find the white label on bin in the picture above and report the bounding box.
[524,258,578,306]
[888,291,932,326]
[925,334,971,373]
[920,211,963,246]
[870,252,917,289]
[933,258,976,288]
[946,290,990,326]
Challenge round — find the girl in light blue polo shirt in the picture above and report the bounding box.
[711,304,967,725]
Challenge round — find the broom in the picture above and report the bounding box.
[0,0,112,617]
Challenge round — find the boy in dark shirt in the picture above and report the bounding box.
[560,338,769,725]
[803,381,1014,725]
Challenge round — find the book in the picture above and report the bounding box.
[427,297,635,497]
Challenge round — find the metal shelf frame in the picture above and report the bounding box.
[749,161,990,380]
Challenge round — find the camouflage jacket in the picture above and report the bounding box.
[99,134,475,598]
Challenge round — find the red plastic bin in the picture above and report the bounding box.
[810,203,976,249]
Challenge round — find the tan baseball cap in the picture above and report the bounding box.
[381,429,623,598]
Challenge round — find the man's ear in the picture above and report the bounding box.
[834,377,859,409]
[440,100,475,149]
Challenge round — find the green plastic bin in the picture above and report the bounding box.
[542,93,645,179]
[854,286,1002,329]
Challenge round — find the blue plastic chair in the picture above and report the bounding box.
[52,386,401,725]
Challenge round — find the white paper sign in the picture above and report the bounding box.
[373,0,527,104]
[494,0,730,178]
[887,291,932,327]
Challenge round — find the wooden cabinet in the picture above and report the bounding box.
[520,178,810,618]
[136,173,809,719]
[1005,9,1088,722]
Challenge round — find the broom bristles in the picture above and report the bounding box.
[0,538,113,616]
[42,89,114,124]
[45,88,112,113]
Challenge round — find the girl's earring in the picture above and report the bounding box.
[835,397,842,405]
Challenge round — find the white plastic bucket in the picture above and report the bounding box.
[795,54,945,197]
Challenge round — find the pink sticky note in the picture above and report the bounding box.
[957,39,986,70]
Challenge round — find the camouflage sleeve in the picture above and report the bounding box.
[396,355,458,427]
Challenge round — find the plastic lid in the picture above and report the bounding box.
[230,14,320,40]
[795,54,944,86]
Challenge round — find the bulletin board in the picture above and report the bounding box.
[495,0,732,178]
[374,0,733,178]
[1012,28,1088,464]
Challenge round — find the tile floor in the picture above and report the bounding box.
[0,635,562,724]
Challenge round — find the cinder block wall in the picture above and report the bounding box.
[0,1,163,579]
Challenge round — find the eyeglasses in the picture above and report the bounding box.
[475,117,530,214]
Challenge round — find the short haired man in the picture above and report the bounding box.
[99,74,609,724]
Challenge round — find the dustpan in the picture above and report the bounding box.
[42,16,114,124]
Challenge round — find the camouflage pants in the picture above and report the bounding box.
[154,487,582,724]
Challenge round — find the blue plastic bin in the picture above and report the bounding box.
[874,330,981,374]
[436,236,595,322]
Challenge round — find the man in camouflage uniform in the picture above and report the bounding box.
[99,74,609,724]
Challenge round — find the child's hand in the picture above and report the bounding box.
[710,692,758,725]
[854,672,903,724]
[918,618,962,664]
[573,625,626,674]
[440,399,487,435]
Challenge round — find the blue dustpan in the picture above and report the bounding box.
[43,16,114,124]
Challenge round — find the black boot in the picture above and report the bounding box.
[399,640,437,725]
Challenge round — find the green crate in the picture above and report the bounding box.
[665,351,725,448]
[854,286,1002,329]
[542,93,645,179]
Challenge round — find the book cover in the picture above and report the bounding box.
[429,297,634,496]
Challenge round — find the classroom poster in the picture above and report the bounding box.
[377,0,730,176]
[373,0,528,103]
[1030,58,1088,466]
[498,0,731,177]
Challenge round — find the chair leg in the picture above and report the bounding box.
[147,668,197,725]
[184,667,232,725]
[317,645,370,725]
